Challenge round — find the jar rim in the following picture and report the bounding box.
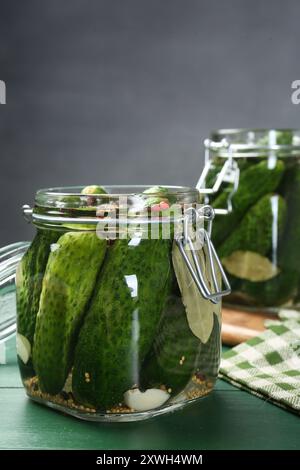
[206,128,300,157]
[35,185,200,210]
[29,185,202,230]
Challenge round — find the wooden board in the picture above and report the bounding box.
[0,339,298,450]
[1,385,299,450]
[221,307,277,346]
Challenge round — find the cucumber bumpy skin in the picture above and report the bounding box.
[72,238,172,410]
[218,193,287,259]
[140,247,222,395]
[242,167,300,306]
[16,229,60,346]
[241,269,298,307]
[195,313,221,380]
[212,160,285,246]
[140,295,201,394]
[141,306,220,395]
[33,232,107,395]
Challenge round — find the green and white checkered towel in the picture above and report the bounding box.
[220,313,300,415]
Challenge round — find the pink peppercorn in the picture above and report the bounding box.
[159,201,170,210]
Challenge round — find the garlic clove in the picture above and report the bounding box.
[124,388,170,412]
[16,333,31,364]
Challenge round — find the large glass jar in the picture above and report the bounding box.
[0,185,230,422]
[197,129,300,313]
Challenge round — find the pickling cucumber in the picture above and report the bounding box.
[242,166,300,306]
[72,238,172,410]
[140,298,221,395]
[140,243,221,395]
[219,194,287,259]
[212,160,285,246]
[33,232,107,394]
[16,229,60,347]
[140,294,201,394]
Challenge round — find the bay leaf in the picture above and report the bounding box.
[172,242,221,344]
[222,250,280,282]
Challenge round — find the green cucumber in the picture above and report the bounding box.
[279,167,300,270]
[33,232,107,394]
[242,270,298,307]
[192,313,221,379]
[212,160,285,246]
[81,185,106,195]
[140,245,221,395]
[219,194,287,259]
[242,167,300,306]
[205,158,251,204]
[140,306,220,394]
[16,229,60,347]
[72,238,172,410]
[140,294,201,394]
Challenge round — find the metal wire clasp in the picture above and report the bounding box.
[22,204,33,222]
[176,205,231,304]
[196,139,240,215]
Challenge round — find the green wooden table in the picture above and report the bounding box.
[0,338,299,450]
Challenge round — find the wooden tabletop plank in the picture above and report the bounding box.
[0,387,298,450]
[221,307,275,346]
[1,340,298,450]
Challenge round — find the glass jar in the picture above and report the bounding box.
[197,129,300,313]
[0,185,230,422]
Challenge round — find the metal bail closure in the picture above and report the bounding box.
[196,139,240,215]
[22,204,33,223]
[175,205,231,304]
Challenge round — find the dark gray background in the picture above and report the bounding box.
[0,0,300,245]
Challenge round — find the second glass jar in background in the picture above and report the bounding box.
[197,129,300,313]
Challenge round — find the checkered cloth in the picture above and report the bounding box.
[220,314,300,414]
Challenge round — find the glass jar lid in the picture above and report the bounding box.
[25,185,201,230]
[206,129,300,158]
[35,185,199,208]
